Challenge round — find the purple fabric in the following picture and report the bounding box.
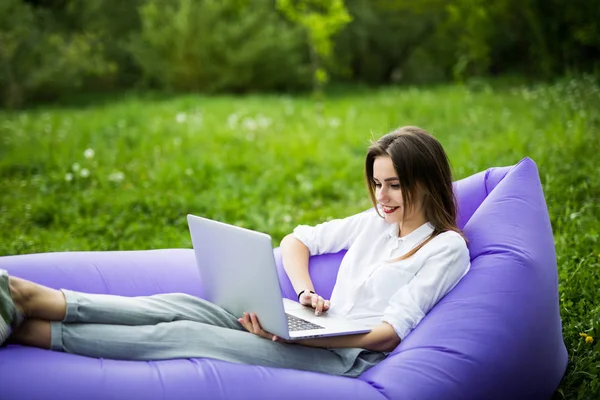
[0,157,567,400]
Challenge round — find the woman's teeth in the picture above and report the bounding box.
[382,205,399,214]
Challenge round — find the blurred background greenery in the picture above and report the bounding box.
[1,0,599,108]
[1,1,599,399]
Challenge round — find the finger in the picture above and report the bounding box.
[273,335,288,343]
[249,313,258,334]
[251,313,268,337]
[251,313,275,340]
[238,313,250,331]
[250,313,260,333]
[324,300,330,311]
[315,296,324,315]
[311,293,318,309]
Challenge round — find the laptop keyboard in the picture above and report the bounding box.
[286,313,324,331]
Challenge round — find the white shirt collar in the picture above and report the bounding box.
[386,221,435,248]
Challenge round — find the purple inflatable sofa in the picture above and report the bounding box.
[0,157,567,399]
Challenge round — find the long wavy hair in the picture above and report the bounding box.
[365,126,465,259]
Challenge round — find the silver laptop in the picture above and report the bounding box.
[187,214,371,340]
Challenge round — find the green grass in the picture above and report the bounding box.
[1,77,599,399]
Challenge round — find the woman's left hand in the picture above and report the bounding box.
[238,312,289,343]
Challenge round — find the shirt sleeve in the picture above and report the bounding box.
[382,232,471,340]
[292,211,371,256]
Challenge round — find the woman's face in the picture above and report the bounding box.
[373,155,423,225]
[373,156,404,224]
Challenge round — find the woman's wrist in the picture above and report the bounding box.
[297,289,315,301]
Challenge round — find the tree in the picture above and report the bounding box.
[277,0,352,97]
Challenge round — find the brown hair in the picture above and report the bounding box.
[365,126,465,260]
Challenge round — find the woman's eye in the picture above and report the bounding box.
[374,183,382,188]
[391,184,400,189]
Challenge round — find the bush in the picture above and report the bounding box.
[129,0,312,93]
[0,0,115,108]
[331,0,453,85]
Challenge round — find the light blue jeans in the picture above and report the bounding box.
[50,290,386,377]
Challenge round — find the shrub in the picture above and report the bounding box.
[0,0,114,108]
[129,0,312,93]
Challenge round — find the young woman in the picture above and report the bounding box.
[0,126,470,378]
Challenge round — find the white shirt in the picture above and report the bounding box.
[293,209,471,340]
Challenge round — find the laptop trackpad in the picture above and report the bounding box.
[283,298,343,325]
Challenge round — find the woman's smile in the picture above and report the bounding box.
[381,205,400,214]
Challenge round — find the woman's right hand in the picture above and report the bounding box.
[298,290,330,315]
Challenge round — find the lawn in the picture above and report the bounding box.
[1,77,598,399]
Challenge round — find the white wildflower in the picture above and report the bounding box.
[185,168,193,176]
[256,115,272,129]
[301,181,313,191]
[227,113,239,129]
[283,214,292,223]
[242,118,257,131]
[72,163,80,172]
[329,118,341,128]
[108,171,125,183]
[65,173,73,182]
[176,113,187,123]
[84,148,95,159]
[191,113,203,127]
[80,168,90,178]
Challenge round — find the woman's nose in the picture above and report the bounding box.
[377,189,388,203]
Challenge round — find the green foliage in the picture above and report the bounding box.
[2,0,600,106]
[442,0,600,80]
[446,0,494,79]
[277,0,351,59]
[129,0,311,92]
[0,0,114,108]
[56,0,145,86]
[333,0,450,84]
[1,80,599,399]
[333,0,600,84]
[277,0,352,93]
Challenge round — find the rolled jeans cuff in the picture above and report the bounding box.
[50,321,63,351]
[60,289,81,323]
[49,289,79,352]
